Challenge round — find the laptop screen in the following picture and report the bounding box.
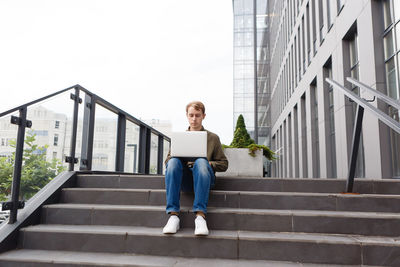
[170,131,207,158]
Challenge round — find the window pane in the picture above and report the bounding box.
[386,57,398,99]
[383,0,393,29]
[234,79,244,94]
[384,30,395,60]
[244,15,253,28]
[396,24,400,53]
[149,133,158,174]
[395,0,400,22]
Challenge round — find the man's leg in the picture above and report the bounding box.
[191,158,215,235]
[165,158,184,214]
[163,158,183,234]
[192,158,215,214]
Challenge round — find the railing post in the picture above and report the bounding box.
[7,107,31,223]
[80,94,96,171]
[157,135,164,175]
[346,105,364,192]
[115,113,126,172]
[138,126,150,174]
[66,87,81,171]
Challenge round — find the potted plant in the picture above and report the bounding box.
[217,115,275,177]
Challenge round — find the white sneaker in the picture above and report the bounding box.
[194,215,209,236]
[163,215,180,234]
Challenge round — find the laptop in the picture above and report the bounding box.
[170,131,207,159]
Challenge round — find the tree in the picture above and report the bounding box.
[0,132,65,201]
[230,114,255,148]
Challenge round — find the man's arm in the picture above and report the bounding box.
[209,135,228,172]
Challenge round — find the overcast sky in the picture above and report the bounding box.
[0,0,234,144]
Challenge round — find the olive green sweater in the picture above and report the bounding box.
[165,127,229,173]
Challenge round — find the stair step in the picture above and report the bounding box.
[77,174,400,194]
[61,188,400,212]
[0,249,353,267]
[42,203,400,236]
[17,224,400,265]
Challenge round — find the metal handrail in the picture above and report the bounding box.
[326,78,400,192]
[347,77,400,111]
[327,79,400,134]
[1,84,170,224]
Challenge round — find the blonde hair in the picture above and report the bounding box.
[186,101,205,114]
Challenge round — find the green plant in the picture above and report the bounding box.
[223,114,276,161]
[0,132,65,201]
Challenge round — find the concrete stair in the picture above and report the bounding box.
[1,174,400,266]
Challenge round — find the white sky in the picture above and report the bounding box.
[0,0,234,144]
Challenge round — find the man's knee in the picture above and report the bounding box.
[193,158,212,177]
[166,158,183,172]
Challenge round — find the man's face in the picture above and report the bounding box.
[187,106,205,131]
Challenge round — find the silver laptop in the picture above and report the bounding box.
[170,131,207,158]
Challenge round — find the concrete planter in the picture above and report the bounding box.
[217,148,263,177]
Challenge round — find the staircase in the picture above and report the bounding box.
[1,173,400,266]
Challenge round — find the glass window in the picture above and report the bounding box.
[55,120,60,129]
[54,134,59,146]
[234,0,244,13]
[383,0,393,29]
[234,64,245,79]
[386,57,398,99]
[244,15,253,28]
[395,0,400,21]
[245,32,254,46]
[234,15,244,30]
[234,79,244,94]
[244,47,254,60]
[244,0,253,14]
[235,33,244,46]
[256,15,268,29]
[396,24,400,51]
[384,30,395,60]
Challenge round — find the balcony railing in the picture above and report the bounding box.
[0,84,170,224]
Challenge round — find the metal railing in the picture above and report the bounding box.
[326,78,400,192]
[0,84,170,224]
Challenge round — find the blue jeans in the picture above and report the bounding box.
[165,157,215,214]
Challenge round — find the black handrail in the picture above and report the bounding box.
[1,84,170,224]
[326,78,400,192]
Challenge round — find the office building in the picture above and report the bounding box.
[268,0,399,179]
[233,0,270,145]
[235,0,400,179]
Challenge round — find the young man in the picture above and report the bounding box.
[163,101,228,236]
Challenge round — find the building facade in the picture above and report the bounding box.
[233,0,270,145]
[266,0,400,179]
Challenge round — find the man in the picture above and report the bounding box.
[163,101,228,236]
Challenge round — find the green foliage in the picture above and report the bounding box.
[0,132,65,201]
[224,114,276,161]
[247,144,276,161]
[230,115,255,148]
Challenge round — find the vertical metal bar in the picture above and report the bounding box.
[80,94,96,171]
[133,144,137,173]
[68,87,80,171]
[115,113,126,172]
[157,135,164,175]
[138,126,150,174]
[8,107,27,224]
[346,105,364,192]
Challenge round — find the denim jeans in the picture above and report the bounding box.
[165,157,215,214]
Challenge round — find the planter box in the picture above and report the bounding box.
[217,148,263,177]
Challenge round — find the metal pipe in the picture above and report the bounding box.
[8,108,28,224]
[68,87,80,171]
[346,105,364,193]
